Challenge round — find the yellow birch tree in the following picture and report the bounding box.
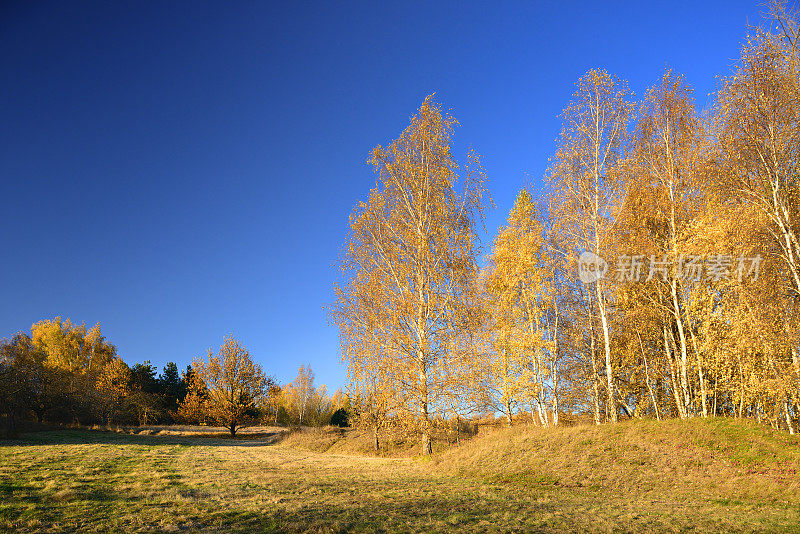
[332,95,489,454]
[547,69,633,422]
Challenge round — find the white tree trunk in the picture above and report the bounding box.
[665,324,685,419]
[597,284,616,422]
[670,281,692,417]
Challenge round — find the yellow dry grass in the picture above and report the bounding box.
[1,418,799,532]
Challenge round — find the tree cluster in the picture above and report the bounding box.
[252,364,348,429]
[334,3,800,454]
[173,351,347,434]
[1,322,347,437]
[0,317,191,435]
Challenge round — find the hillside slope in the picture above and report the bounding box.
[432,418,800,502]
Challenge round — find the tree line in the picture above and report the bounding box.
[333,3,800,454]
[0,318,347,436]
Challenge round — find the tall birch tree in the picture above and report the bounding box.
[547,69,633,422]
[333,95,489,454]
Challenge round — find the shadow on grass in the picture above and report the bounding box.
[159,490,612,533]
[0,428,287,448]
[2,490,534,533]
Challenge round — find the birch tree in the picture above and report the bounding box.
[621,70,709,418]
[484,189,562,426]
[547,69,633,422]
[333,95,489,454]
[285,364,315,425]
[708,9,800,427]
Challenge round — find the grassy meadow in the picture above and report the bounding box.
[1,419,800,532]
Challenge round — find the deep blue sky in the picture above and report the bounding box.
[0,1,767,388]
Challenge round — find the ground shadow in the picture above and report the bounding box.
[0,428,288,448]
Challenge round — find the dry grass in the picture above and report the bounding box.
[1,418,799,532]
[279,426,457,457]
[435,417,800,502]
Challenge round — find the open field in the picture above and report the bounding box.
[2,419,800,533]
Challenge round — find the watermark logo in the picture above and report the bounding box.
[577,253,762,284]
[578,251,609,283]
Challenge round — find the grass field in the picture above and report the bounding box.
[1,419,800,532]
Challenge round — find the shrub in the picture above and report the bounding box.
[330,408,350,427]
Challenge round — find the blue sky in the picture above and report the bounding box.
[0,1,766,388]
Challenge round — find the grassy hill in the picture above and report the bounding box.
[283,417,800,502]
[435,418,800,502]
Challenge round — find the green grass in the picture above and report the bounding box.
[1,419,799,532]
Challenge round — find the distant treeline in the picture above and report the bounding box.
[0,318,347,436]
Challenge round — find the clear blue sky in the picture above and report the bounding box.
[0,1,766,388]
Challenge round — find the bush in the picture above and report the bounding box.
[330,408,350,427]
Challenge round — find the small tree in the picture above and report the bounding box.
[95,358,131,425]
[175,368,208,425]
[287,364,315,425]
[350,372,394,452]
[192,335,268,436]
[158,362,184,418]
[261,383,283,425]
